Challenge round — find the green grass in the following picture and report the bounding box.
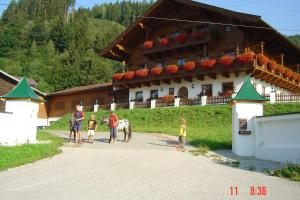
[47,103,300,151]
[267,164,300,181]
[0,131,64,171]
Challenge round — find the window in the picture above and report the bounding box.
[135,91,143,100]
[169,88,175,95]
[55,101,65,111]
[222,82,234,96]
[201,84,212,97]
[171,31,180,39]
[178,58,186,66]
[150,90,159,99]
[224,25,231,32]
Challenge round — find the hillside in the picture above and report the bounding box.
[48,103,300,150]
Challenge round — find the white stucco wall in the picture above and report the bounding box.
[129,72,246,102]
[251,77,288,95]
[232,102,264,156]
[0,100,39,146]
[255,114,300,163]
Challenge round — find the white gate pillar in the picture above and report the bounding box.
[150,100,156,109]
[174,98,180,107]
[201,95,207,106]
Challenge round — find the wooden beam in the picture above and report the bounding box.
[208,74,216,80]
[196,75,204,81]
[163,79,171,84]
[221,72,230,78]
[234,71,240,77]
[143,82,151,87]
[184,76,193,82]
[153,80,160,86]
[173,78,181,83]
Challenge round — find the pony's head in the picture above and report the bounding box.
[101,117,109,125]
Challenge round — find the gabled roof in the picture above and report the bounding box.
[232,76,268,102]
[47,82,112,96]
[0,77,42,101]
[0,70,46,96]
[100,0,300,64]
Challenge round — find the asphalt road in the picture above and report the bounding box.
[0,131,299,200]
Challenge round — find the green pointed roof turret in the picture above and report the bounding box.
[231,76,268,102]
[0,77,42,101]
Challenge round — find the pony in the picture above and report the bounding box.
[101,117,132,142]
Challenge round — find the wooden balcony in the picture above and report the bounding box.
[113,62,252,88]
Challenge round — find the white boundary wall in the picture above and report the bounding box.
[255,113,300,163]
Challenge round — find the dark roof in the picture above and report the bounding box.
[100,0,300,64]
[232,76,268,102]
[47,82,112,96]
[0,77,42,101]
[0,70,46,96]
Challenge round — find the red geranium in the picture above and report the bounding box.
[191,31,205,40]
[268,60,278,71]
[183,61,196,71]
[159,38,169,46]
[124,71,135,80]
[175,33,188,43]
[162,95,175,104]
[144,41,154,49]
[219,55,234,67]
[166,64,179,74]
[276,65,285,74]
[200,59,217,69]
[136,69,149,78]
[236,51,255,64]
[112,73,123,81]
[284,68,293,78]
[291,72,299,82]
[257,53,269,66]
[150,67,163,76]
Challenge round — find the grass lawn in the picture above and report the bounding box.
[47,103,300,151]
[0,131,64,171]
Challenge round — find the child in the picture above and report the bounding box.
[69,115,76,141]
[178,118,187,152]
[74,105,85,143]
[87,113,97,143]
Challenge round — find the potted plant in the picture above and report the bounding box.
[159,38,169,46]
[124,71,135,80]
[219,55,234,67]
[268,60,278,71]
[166,64,179,74]
[183,61,196,71]
[150,66,163,76]
[257,53,269,66]
[291,72,299,82]
[284,68,293,79]
[144,40,154,49]
[136,69,149,78]
[175,33,188,43]
[276,65,285,75]
[112,73,123,81]
[236,51,255,64]
[200,59,217,69]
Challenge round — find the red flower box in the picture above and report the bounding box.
[219,55,234,67]
[136,69,149,78]
[166,64,179,74]
[159,38,169,46]
[257,53,269,66]
[150,67,163,76]
[144,41,154,49]
[200,59,217,69]
[268,60,278,71]
[291,72,298,81]
[236,52,255,64]
[124,71,135,80]
[191,31,205,40]
[276,65,285,74]
[162,95,175,104]
[175,33,187,43]
[284,68,293,78]
[113,73,123,81]
[183,61,196,71]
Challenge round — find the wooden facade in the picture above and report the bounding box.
[46,83,126,118]
[0,70,47,119]
[101,0,300,96]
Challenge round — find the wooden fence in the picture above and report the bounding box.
[275,93,300,103]
[206,96,231,105]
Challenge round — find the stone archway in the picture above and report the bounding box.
[178,87,188,98]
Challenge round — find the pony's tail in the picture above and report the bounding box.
[128,123,132,141]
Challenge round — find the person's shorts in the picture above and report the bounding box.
[74,124,82,132]
[88,130,95,136]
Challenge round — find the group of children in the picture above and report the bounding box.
[69,105,187,150]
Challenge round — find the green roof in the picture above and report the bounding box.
[0,77,42,101]
[232,76,268,102]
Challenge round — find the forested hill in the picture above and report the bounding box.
[0,0,153,92]
[0,0,299,93]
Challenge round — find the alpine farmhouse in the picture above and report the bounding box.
[100,0,300,106]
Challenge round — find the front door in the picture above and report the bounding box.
[178,87,188,98]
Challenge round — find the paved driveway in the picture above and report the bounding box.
[0,131,299,200]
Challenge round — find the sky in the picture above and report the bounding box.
[0,0,299,36]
